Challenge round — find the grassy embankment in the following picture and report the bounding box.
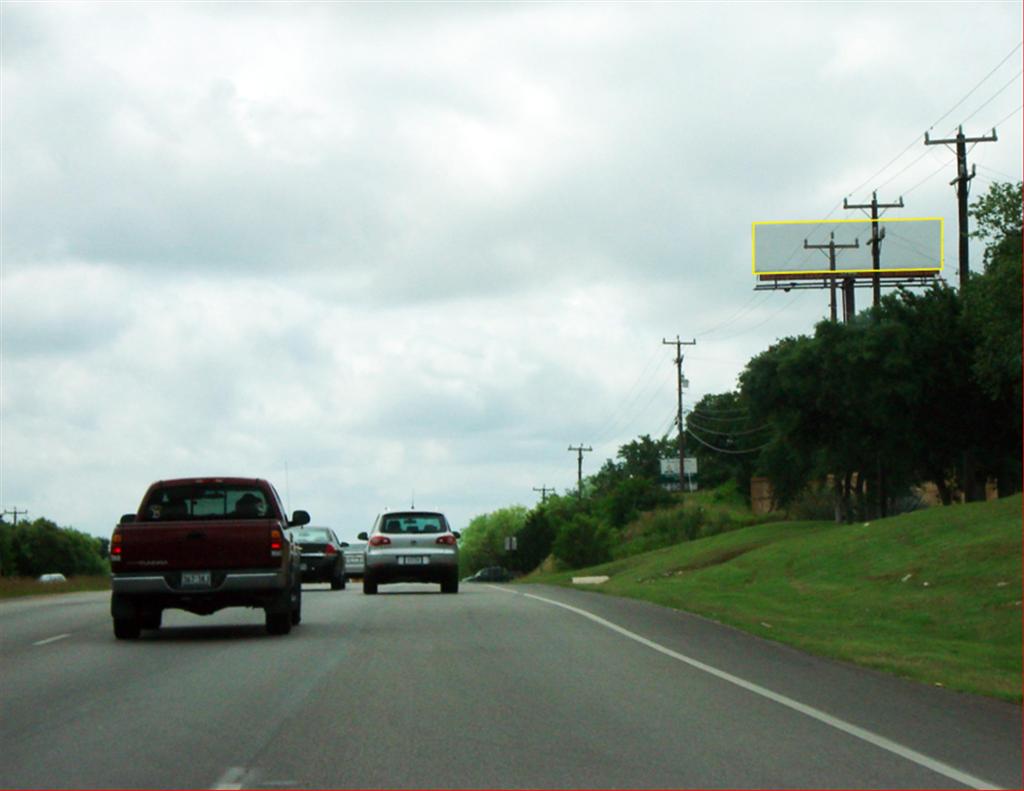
[0,575,110,599]
[524,494,1022,702]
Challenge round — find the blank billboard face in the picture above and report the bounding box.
[752,218,943,278]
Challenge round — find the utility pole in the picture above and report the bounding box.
[662,336,696,492]
[532,485,554,503]
[2,508,27,526]
[843,191,904,309]
[804,232,860,322]
[567,445,592,499]
[924,125,997,291]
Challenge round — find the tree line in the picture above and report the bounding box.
[459,181,1021,574]
[0,518,110,577]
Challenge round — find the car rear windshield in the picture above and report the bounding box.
[380,514,446,534]
[291,529,332,543]
[140,484,271,522]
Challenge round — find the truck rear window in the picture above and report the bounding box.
[141,484,271,521]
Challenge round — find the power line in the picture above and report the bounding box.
[929,41,1023,133]
[685,417,770,437]
[959,69,1024,128]
[686,428,773,455]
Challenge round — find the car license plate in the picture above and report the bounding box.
[399,556,427,565]
[181,571,211,588]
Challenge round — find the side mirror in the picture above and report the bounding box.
[120,514,136,524]
[453,531,461,539]
[357,532,369,541]
[339,541,350,548]
[289,510,310,527]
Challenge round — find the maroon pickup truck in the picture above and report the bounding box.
[110,477,309,639]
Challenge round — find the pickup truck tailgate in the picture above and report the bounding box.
[118,519,281,571]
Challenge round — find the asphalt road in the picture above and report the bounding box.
[1,582,1020,789]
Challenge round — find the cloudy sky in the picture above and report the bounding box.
[2,2,1022,541]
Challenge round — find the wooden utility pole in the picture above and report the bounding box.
[662,336,696,491]
[2,508,27,526]
[843,191,904,309]
[532,485,555,503]
[804,232,860,322]
[924,125,997,290]
[567,445,592,498]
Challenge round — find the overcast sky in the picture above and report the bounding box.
[2,1,1022,541]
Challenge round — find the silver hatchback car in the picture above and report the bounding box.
[358,511,461,594]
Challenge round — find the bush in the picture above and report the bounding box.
[552,514,613,569]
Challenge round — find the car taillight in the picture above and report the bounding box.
[111,530,123,561]
[369,535,391,546]
[324,544,337,555]
[436,534,457,545]
[270,528,283,557]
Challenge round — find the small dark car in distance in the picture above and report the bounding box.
[289,526,347,590]
[464,566,513,583]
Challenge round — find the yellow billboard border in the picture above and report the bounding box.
[751,217,945,276]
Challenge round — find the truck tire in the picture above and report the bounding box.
[266,609,292,635]
[140,610,162,630]
[114,616,141,640]
[290,582,302,626]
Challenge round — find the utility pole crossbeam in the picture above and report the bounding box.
[662,336,696,492]
[843,191,904,309]
[924,125,997,290]
[2,508,27,526]
[532,485,555,503]
[567,446,592,499]
[804,233,860,323]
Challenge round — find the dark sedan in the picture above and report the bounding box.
[464,566,513,583]
[289,527,347,590]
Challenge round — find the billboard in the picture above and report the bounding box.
[752,217,943,279]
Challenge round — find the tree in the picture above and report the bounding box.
[458,506,528,576]
[551,513,612,569]
[964,181,1023,495]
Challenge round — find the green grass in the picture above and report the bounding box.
[524,495,1023,702]
[0,575,110,599]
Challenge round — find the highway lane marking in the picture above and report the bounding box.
[32,633,71,646]
[492,587,1002,791]
[212,766,246,789]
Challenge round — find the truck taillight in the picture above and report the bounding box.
[111,530,123,561]
[435,535,457,545]
[369,535,391,546]
[270,528,283,557]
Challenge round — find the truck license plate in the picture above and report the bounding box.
[399,556,427,565]
[181,571,211,588]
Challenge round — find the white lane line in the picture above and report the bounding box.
[32,633,71,646]
[212,766,246,789]
[490,586,1002,791]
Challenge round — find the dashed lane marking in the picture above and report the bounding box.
[32,633,71,646]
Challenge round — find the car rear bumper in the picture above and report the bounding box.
[111,569,288,594]
[299,555,341,582]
